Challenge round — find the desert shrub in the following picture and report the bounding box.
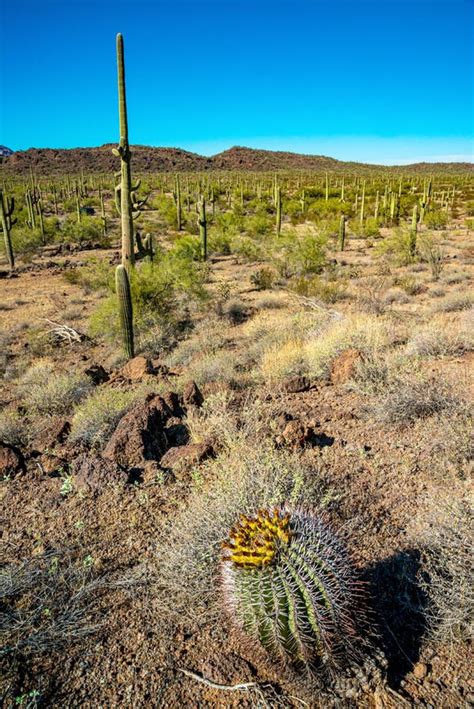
[186,350,240,386]
[371,367,458,424]
[433,293,473,312]
[7,227,46,256]
[60,216,104,244]
[349,352,391,396]
[208,227,232,255]
[63,257,114,291]
[18,361,92,416]
[261,339,307,380]
[152,194,178,228]
[374,229,413,266]
[219,298,248,325]
[245,213,273,237]
[250,266,276,291]
[405,317,473,357]
[356,277,389,315]
[271,228,327,277]
[392,275,424,296]
[418,233,444,281]
[424,209,448,230]
[383,288,410,305]
[417,497,473,643]
[349,217,380,238]
[231,235,265,261]
[89,248,208,345]
[289,275,347,303]
[0,409,27,447]
[70,387,140,448]
[166,319,228,368]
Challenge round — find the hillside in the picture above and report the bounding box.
[1,144,472,175]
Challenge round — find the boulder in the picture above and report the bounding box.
[102,393,172,468]
[117,356,154,381]
[73,453,128,493]
[31,418,71,454]
[330,348,363,386]
[182,380,204,408]
[160,441,214,477]
[0,442,25,478]
[276,420,334,449]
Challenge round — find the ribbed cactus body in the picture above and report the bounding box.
[115,264,134,359]
[197,196,207,261]
[409,204,418,259]
[221,507,362,670]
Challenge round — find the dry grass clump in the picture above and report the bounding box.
[405,315,474,357]
[414,495,473,644]
[434,293,473,313]
[305,314,395,379]
[185,349,242,386]
[261,338,308,380]
[166,319,228,368]
[0,550,107,657]
[17,360,92,416]
[0,409,27,447]
[371,365,460,425]
[69,387,141,448]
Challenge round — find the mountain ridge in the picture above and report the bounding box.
[1,144,472,175]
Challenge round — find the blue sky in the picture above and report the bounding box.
[0,0,473,164]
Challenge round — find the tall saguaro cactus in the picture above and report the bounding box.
[0,191,16,270]
[409,204,418,259]
[115,264,134,359]
[113,33,135,271]
[338,214,346,251]
[174,174,182,231]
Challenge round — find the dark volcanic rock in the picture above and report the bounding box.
[160,441,215,477]
[0,442,25,478]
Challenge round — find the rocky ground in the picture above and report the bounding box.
[0,222,473,707]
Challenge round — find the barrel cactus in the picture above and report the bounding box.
[221,506,363,670]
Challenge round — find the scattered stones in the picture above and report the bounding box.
[160,441,214,477]
[0,442,25,478]
[182,380,204,408]
[103,393,173,468]
[330,348,363,386]
[281,375,311,393]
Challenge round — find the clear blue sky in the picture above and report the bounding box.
[0,0,473,164]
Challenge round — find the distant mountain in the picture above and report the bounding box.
[0,144,472,175]
[0,145,14,159]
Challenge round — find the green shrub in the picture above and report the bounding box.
[290,274,347,303]
[18,362,92,416]
[424,210,448,230]
[70,387,139,448]
[250,267,276,291]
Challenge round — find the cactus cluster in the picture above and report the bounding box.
[221,506,363,670]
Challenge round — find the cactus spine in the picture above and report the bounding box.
[115,264,134,359]
[221,507,362,669]
[0,191,16,270]
[338,215,346,251]
[113,33,135,271]
[197,195,207,261]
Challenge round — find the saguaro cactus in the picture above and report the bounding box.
[359,180,366,225]
[409,204,418,259]
[113,33,135,271]
[276,186,282,235]
[197,195,207,261]
[115,264,134,359]
[338,214,346,251]
[221,507,362,669]
[174,174,182,231]
[0,191,16,270]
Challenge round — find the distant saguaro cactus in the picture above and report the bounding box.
[276,186,282,235]
[197,195,207,261]
[115,264,134,359]
[221,507,363,670]
[338,214,346,251]
[0,191,16,270]
[174,174,182,231]
[409,204,418,259]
